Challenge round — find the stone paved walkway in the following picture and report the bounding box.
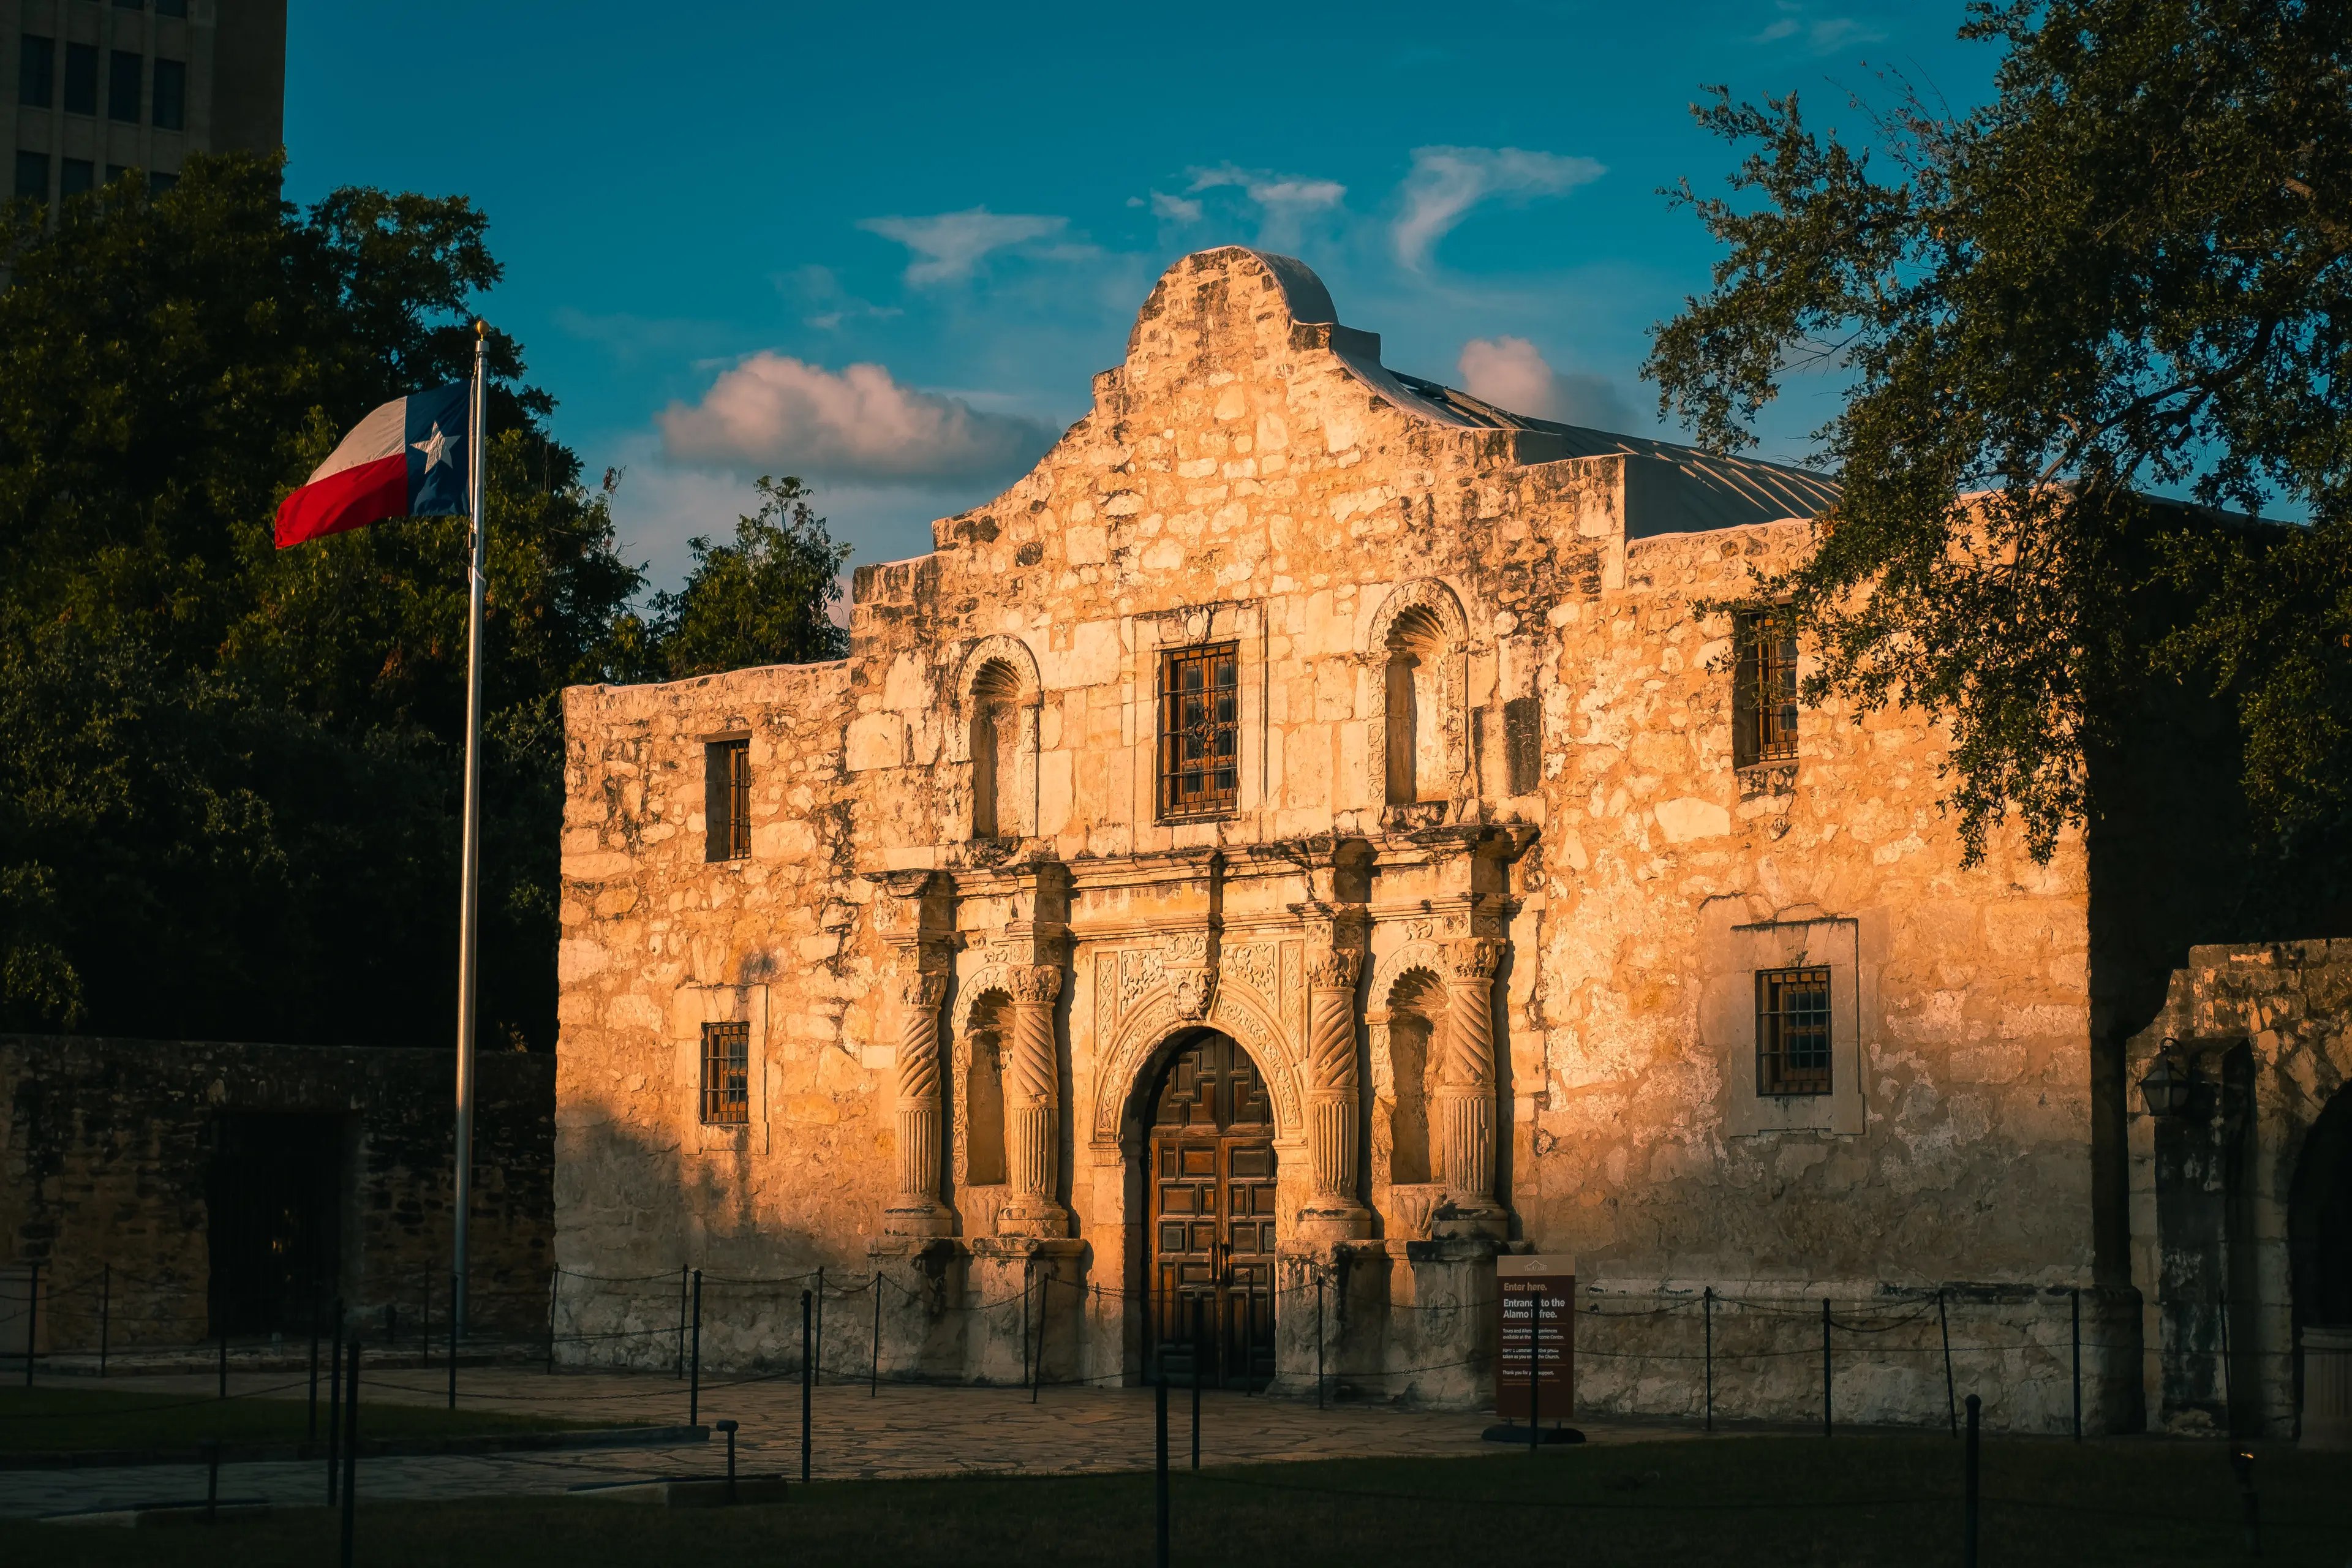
[7,1368,1694,1518]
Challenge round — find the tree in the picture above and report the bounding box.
[0,155,650,1042]
[1645,0,2352,865]
[652,476,851,678]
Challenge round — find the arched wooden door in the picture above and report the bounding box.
[1149,1033,1276,1389]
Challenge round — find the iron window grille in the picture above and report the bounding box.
[1733,610,1801,766]
[704,739,750,862]
[1158,643,1239,819]
[1755,966,1833,1096]
[699,1022,750,1126]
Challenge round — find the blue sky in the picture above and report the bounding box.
[285,1,1999,595]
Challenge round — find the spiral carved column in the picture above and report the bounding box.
[1300,949,1369,1239]
[1434,937,1507,1231]
[998,963,1069,1237]
[883,970,952,1235]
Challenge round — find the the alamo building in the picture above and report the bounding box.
[556,248,2352,1440]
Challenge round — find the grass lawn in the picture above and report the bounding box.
[7,1433,2349,1566]
[0,1385,614,1455]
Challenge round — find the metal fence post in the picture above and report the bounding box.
[1703,1286,1714,1433]
[1820,1298,1832,1438]
[1316,1266,1325,1411]
[1940,1289,1956,1436]
[688,1270,703,1427]
[447,1271,460,1411]
[800,1288,813,1483]
[1191,1296,1202,1472]
[1962,1393,1980,1568]
[1155,1362,1170,1568]
[339,1342,360,1568]
[546,1267,559,1377]
[308,1294,322,1447]
[871,1273,881,1398]
[326,1312,343,1504]
[2071,1287,2082,1441]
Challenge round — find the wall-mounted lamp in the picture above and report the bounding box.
[2138,1040,2195,1118]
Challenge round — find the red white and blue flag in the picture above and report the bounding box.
[274,382,470,548]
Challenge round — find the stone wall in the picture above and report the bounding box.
[2127,940,2352,1438]
[0,1035,552,1351]
[553,248,2170,1428]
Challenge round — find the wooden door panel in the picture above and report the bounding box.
[1148,1033,1278,1389]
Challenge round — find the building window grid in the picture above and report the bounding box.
[63,42,96,116]
[1755,966,1833,1096]
[106,48,141,123]
[1735,611,1801,766]
[1157,642,1240,820]
[699,1022,750,1126]
[152,58,184,130]
[20,34,55,108]
[704,739,750,862]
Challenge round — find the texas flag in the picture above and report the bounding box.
[274,382,470,548]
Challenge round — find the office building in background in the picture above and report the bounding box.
[6,0,284,206]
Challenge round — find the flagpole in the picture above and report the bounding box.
[453,322,488,1342]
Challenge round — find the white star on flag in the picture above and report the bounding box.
[411,422,456,471]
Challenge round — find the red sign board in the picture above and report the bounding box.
[1494,1255,1573,1419]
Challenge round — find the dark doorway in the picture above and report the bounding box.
[1148,1032,1275,1389]
[2291,1086,2352,1330]
[207,1114,345,1336]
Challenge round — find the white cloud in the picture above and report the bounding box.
[1457,336,1633,431]
[1392,146,1605,271]
[657,353,1057,483]
[1148,190,1204,223]
[1749,6,1885,52]
[856,207,1069,285]
[1187,164,1348,214]
[770,264,901,331]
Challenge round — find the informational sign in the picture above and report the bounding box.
[1493,1254,1574,1420]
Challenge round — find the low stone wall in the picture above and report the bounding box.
[1569,1278,2141,1435]
[0,1034,554,1352]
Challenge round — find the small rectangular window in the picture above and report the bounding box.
[699,1022,750,1126]
[63,43,96,115]
[19,35,55,108]
[107,49,141,123]
[704,739,750,861]
[1158,642,1238,819]
[1733,609,1801,767]
[151,58,184,130]
[106,164,128,184]
[13,150,48,202]
[1755,966,1833,1096]
[157,0,189,14]
[147,169,175,195]
[59,159,92,197]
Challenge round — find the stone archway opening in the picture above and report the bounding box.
[2291,1084,2352,1327]
[1121,1028,1277,1389]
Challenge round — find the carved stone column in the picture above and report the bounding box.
[1298,948,1370,1242]
[883,969,952,1236]
[998,963,1069,1237]
[1434,937,1507,1234]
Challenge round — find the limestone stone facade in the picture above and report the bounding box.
[555,248,2228,1429]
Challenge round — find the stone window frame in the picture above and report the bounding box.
[1731,605,1803,774]
[674,983,769,1154]
[1362,578,1471,828]
[1140,603,1265,837]
[945,635,1042,842]
[1699,905,1872,1137]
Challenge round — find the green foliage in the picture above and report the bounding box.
[1645,0,2352,862]
[0,154,818,1044]
[652,475,850,678]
